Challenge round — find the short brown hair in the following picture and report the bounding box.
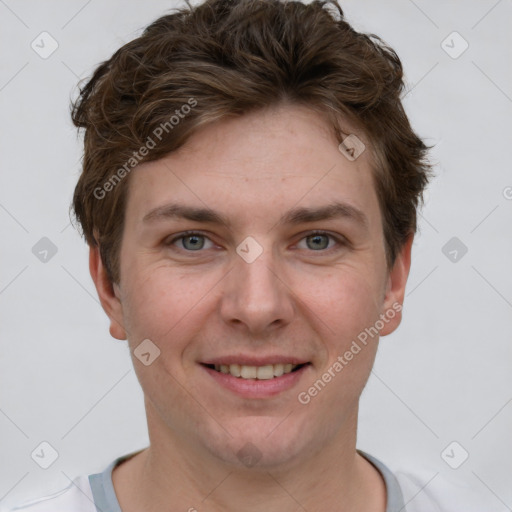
[71,0,434,285]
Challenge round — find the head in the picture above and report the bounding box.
[71,0,433,470]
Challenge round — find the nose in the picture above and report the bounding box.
[219,244,295,335]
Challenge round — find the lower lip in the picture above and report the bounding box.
[201,364,310,398]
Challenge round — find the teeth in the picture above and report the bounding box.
[229,364,241,377]
[273,364,284,377]
[256,365,274,380]
[241,365,257,379]
[212,363,302,379]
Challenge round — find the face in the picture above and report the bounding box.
[92,103,412,470]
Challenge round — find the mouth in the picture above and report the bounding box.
[199,361,312,398]
[201,362,310,380]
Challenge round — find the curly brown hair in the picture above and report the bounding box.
[70,0,434,285]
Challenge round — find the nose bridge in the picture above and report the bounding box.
[220,239,293,331]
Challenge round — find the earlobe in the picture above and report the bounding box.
[379,233,414,337]
[89,245,128,340]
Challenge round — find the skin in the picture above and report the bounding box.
[90,103,413,512]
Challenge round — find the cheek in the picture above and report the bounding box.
[121,267,210,345]
[298,266,382,340]
[296,272,381,413]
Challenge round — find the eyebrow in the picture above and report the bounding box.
[142,201,369,231]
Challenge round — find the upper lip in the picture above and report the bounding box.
[201,356,310,366]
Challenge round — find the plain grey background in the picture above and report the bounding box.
[1,0,511,508]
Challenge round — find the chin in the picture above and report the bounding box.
[204,415,312,470]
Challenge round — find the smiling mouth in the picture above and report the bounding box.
[202,362,310,380]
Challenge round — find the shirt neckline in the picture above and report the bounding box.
[89,448,406,512]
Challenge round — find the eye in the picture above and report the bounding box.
[166,231,215,251]
[296,231,346,252]
[165,230,347,254]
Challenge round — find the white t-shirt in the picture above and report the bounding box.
[2,449,506,512]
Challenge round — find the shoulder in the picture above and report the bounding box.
[394,468,509,512]
[0,476,95,512]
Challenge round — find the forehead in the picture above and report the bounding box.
[124,104,381,231]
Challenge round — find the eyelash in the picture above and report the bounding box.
[165,230,348,254]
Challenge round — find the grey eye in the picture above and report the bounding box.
[181,234,206,250]
[305,233,330,250]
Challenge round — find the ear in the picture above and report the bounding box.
[378,233,414,337]
[89,244,127,340]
